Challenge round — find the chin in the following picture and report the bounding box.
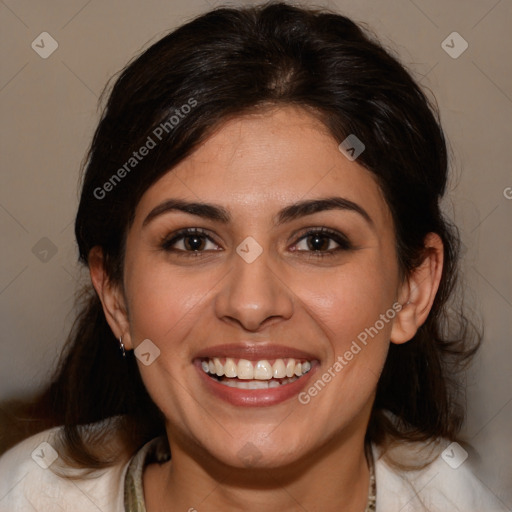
[202,432,310,471]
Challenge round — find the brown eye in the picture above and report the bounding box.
[305,233,332,251]
[183,234,207,251]
[293,228,352,255]
[161,228,221,253]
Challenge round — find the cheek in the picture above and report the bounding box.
[293,264,397,419]
[290,259,399,351]
[123,256,218,344]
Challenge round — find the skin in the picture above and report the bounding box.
[90,106,443,511]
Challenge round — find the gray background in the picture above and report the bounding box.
[1,0,511,508]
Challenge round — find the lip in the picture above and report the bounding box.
[194,359,319,407]
[194,343,319,361]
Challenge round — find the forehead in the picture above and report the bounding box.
[135,106,391,227]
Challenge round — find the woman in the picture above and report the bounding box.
[0,3,500,511]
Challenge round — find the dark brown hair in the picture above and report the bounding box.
[0,2,479,468]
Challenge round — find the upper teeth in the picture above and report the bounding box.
[201,358,312,380]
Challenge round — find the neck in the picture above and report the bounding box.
[144,424,371,512]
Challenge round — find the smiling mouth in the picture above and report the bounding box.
[200,357,313,389]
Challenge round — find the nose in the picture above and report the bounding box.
[214,247,294,332]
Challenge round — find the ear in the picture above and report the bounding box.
[88,246,133,350]
[390,233,444,344]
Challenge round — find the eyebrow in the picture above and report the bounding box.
[142,196,373,228]
[143,199,230,227]
[275,197,373,227]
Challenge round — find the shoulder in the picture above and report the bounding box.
[0,424,129,512]
[373,439,507,512]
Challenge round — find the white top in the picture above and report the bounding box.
[0,425,507,511]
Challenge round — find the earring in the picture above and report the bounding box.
[119,337,126,358]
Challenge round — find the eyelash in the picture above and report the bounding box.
[292,227,352,258]
[160,227,352,258]
[160,228,216,255]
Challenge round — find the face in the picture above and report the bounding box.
[115,106,405,469]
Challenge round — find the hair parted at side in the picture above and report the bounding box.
[0,1,480,469]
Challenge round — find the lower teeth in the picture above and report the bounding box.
[216,376,299,389]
